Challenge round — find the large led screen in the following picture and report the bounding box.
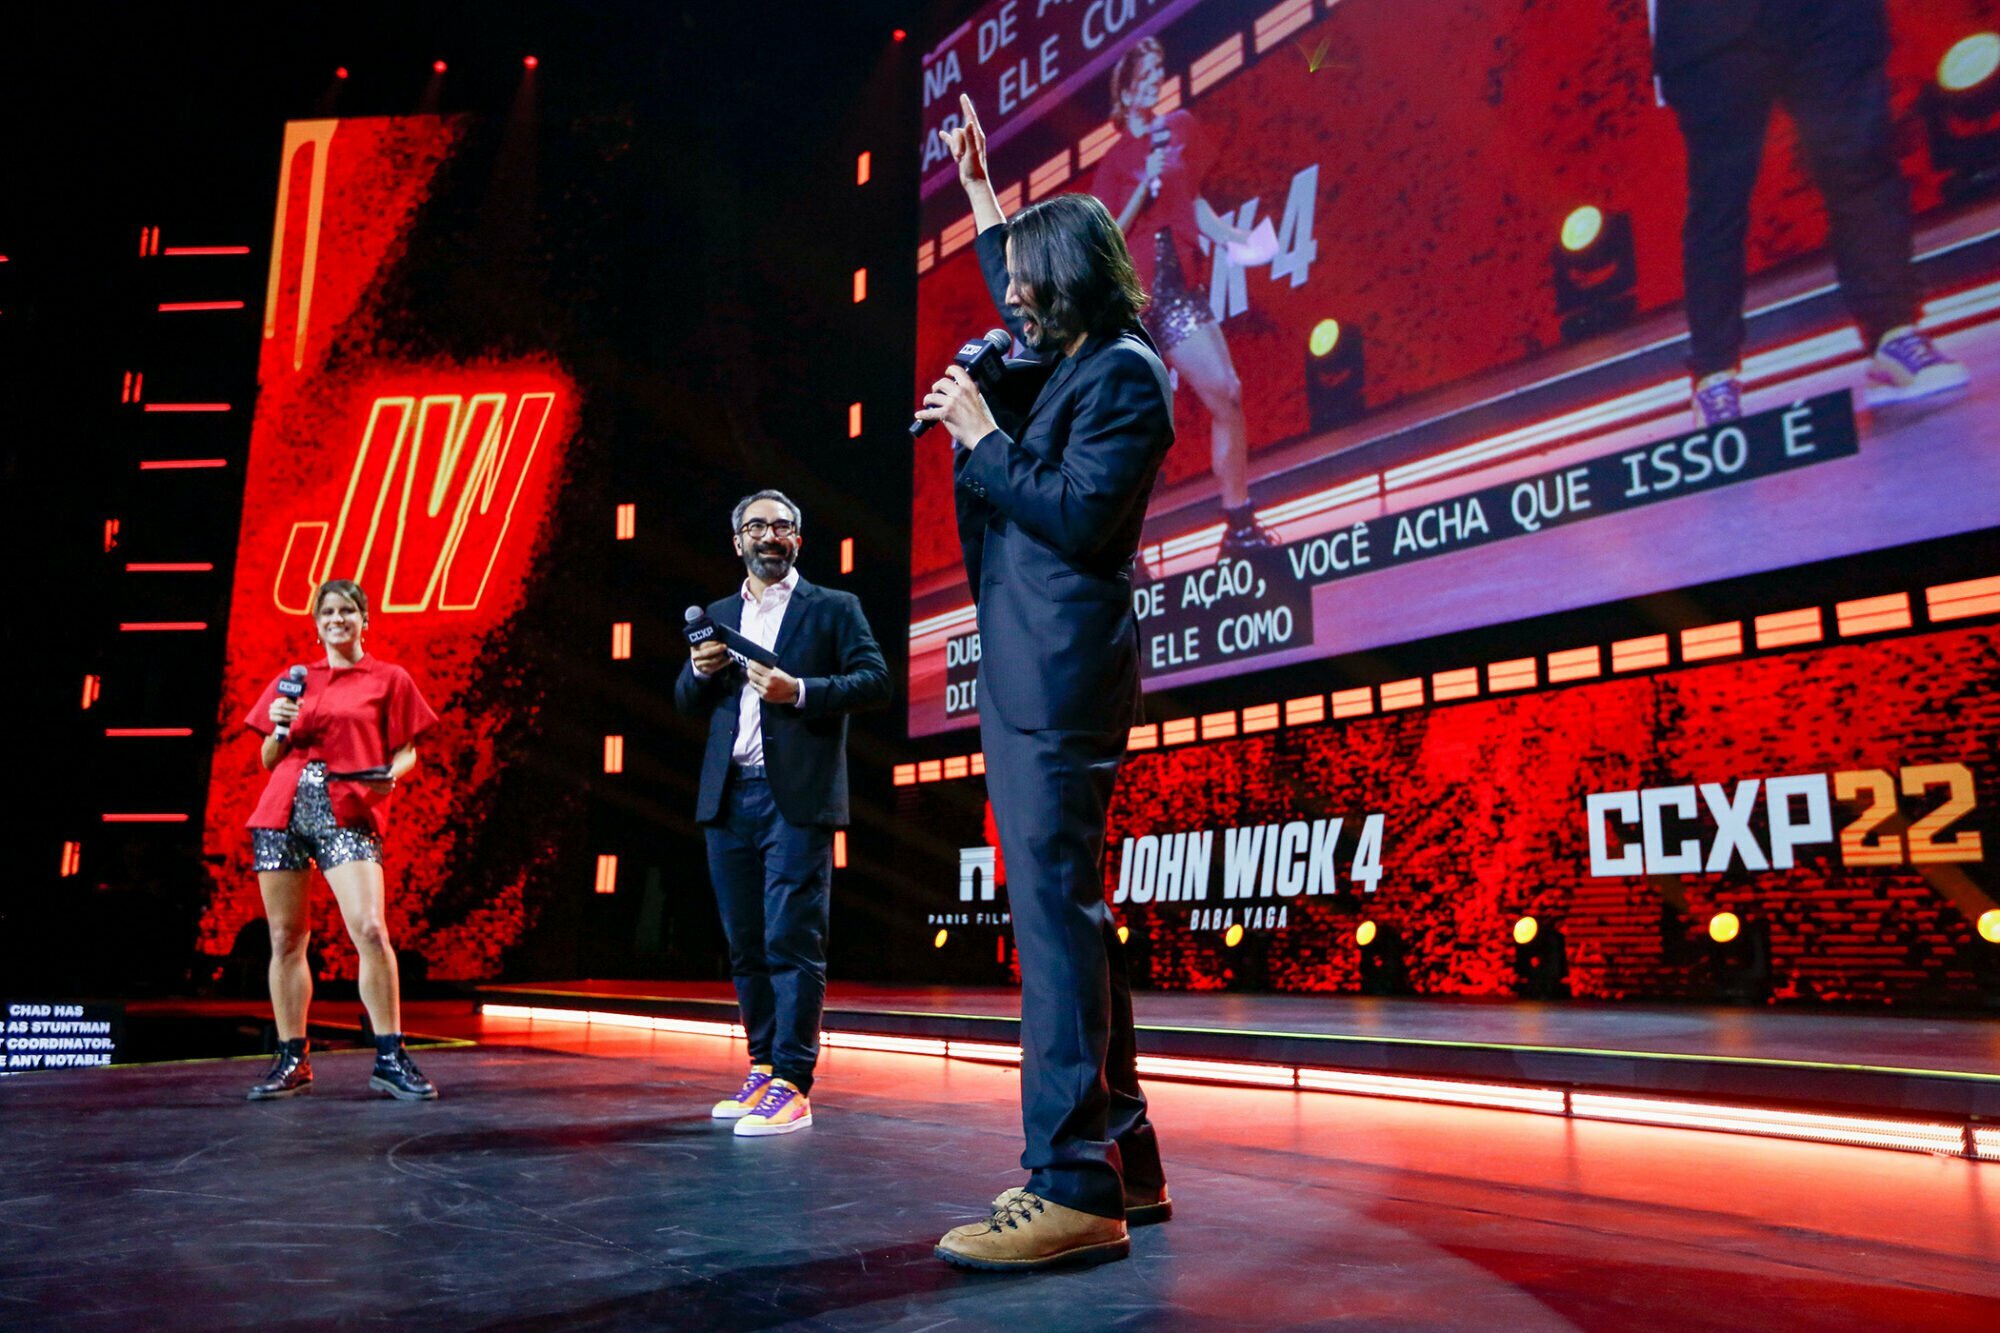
[908,0,2000,735]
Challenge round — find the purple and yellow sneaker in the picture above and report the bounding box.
[1865,326,1968,406]
[733,1077,812,1137]
[711,1065,775,1121]
[1690,371,1743,428]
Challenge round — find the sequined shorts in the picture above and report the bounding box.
[1142,227,1216,353]
[252,761,383,873]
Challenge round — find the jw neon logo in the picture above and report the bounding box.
[272,390,559,615]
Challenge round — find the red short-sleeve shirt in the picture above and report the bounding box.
[244,655,440,838]
[1090,110,1215,294]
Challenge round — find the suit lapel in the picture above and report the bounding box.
[1017,347,1086,434]
[772,577,816,665]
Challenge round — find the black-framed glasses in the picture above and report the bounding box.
[739,519,797,539]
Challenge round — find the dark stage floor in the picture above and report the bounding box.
[4,1001,1998,1329]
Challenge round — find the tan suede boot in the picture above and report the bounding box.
[994,1182,1173,1227]
[935,1189,1130,1271]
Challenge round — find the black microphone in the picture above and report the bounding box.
[273,665,308,742]
[911,327,1014,438]
[683,606,780,669]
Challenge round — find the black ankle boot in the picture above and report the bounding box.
[248,1039,312,1101]
[368,1036,438,1101]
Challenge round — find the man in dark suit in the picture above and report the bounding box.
[922,94,1174,1272]
[674,488,889,1137]
[1652,0,1966,427]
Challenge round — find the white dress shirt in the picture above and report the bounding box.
[695,567,804,767]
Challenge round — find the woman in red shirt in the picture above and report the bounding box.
[1093,36,1274,559]
[242,579,440,1101]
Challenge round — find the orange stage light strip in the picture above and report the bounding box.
[60,841,83,877]
[825,1031,950,1057]
[1076,120,1121,170]
[1487,657,1537,692]
[917,240,937,275]
[1611,634,1669,672]
[1431,668,1479,702]
[142,402,232,413]
[852,268,868,303]
[1028,149,1072,201]
[1836,592,1912,637]
[848,402,864,438]
[1151,75,1184,118]
[157,300,246,312]
[102,813,189,823]
[1135,1055,1296,1088]
[1189,33,1246,97]
[1241,703,1281,733]
[893,763,917,787]
[939,213,978,258]
[1379,678,1424,711]
[104,728,194,737]
[1286,694,1329,725]
[942,755,969,780]
[602,735,625,774]
[855,151,872,186]
[615,503,636,540]
[475,1003,1997,1161]
[1254,0,1316,53]
[1547,645,1602,682]
[139,459,228,470]
[994,182,1024,217]
[839,537,855,574]
[1200,710,1238,741]
[1298,1068,1567,1115]
[970,752,986,776]
[1680,621,1743,662]
[125,563,214,572]
[594,854,618,894]
[1161,717,1198,746]
[163,246,252,256]
[1569,1092,1966,1156]
[610,622,632,660]
[1926,575,2000,622]
[834,830,848,869]
[1128,724,1160,750]
[918,759,943,782]
[1753,607,1823,649]
[1330,687,1373,719]
[119,621,207,631]
[80,674,102,709]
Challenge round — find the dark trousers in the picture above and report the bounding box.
[703,771,832,1094]
[1663,0,1917,376]
[980,713,1164,1220]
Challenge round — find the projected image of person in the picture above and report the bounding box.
[1092,36,1275,561]
[241,579,440,1102]
[1655,0,1969,427]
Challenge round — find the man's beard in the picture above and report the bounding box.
[1011,303,1065,351]
[745,544,793,581]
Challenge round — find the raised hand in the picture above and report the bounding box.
[938,93,990,190]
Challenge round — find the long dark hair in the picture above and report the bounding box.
[1006,193,1148,343]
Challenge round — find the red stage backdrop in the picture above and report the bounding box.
[912,619,2000,1005]
[199,117,580,979]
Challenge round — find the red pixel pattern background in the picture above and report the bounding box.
[1103,625,2000,1004]
[199,117,580,980]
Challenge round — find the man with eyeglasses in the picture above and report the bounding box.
[675,488,890,1136]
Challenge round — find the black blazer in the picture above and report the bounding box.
[1650,0,1761,75]
[953,223,1175,733]
[673,576,890,827]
